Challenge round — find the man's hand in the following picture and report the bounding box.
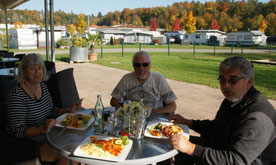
[170,134,196,156]
[169,114,193,128]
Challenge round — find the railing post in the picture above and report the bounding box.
[270,42,272,54]
[122,39,124,57]
[231,41,233,54]
[168,42,170,56]
[213,42,216,56]
[193,41,196,57]
[241,41,243,54]
[139,43,141,51]
[101,38,103,58]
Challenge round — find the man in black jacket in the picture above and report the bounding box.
[170,56,276,165]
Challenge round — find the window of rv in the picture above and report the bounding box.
[237,35,242,40]
[195,35,201,39]
[228,35,235,39]
[244,35,252,40]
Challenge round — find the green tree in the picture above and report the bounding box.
[265,12,276,36]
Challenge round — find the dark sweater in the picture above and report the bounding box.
[192,87,276,165]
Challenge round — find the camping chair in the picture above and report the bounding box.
[0,77,40,165]
[14,53,26,61]
[44,61,56,78]
[46,68,80,109]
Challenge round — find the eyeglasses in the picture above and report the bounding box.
[134,63,150,68]
[217,76,244,85]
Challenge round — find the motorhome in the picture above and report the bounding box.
[225,30,267,46]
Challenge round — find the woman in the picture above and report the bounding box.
[4,53,81,164]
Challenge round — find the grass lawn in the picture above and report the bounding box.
[46,52,276,100]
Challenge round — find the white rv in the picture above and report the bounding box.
[189,30,226,45]
[225,30,267,47]
[9,28,37,49]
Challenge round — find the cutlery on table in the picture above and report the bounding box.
[58,117,73,137]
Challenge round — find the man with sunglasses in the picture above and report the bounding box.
[110,51,177,115]
[169,56,276,165]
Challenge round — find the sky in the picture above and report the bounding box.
[15,0,271,16]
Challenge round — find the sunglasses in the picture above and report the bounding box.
[134,63,150,68]
[217,76,244,85]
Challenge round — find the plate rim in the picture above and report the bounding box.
[144,121,189,139]
[55,112,94,130]
[73,135,133,161]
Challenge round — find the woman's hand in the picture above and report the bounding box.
[40,119,57,134]
[170,134,196,156]
[68,101,82,113]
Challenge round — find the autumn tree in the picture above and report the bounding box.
[14,21,23,29]
[196,16,207,30]
[259,18,268,33]
[121,8,132,24]
[172,18,181,31]
[218,11,229,32]
[183,11,196,34]
[167,6,179,31]
[210,19,220,30]
[130,14,143,26]
[150,18,158,31]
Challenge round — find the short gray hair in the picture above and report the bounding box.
[219,56,254,80]
[16,53,48,83]
[132,51,152,64]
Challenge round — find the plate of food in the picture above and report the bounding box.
[55,113,94,130]
[74,135,133,161]
[144,121,189,139]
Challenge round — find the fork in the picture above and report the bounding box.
[58,118,72,137]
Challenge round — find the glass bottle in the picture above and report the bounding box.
[94,94,104,134]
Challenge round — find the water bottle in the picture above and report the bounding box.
[94,94,104,134]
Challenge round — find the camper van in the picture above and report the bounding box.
[225,30,267,47]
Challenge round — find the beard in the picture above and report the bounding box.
[222,88,241,103]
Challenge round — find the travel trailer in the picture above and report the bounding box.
[225,30,267,47]
[164,31,189,44]
[189,30,226,45]
[124,31,166,44]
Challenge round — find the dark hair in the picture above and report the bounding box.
[219,56,254,80]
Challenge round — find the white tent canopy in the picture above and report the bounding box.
[0,0,55,61]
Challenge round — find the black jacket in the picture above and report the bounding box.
[192,87,276,165]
